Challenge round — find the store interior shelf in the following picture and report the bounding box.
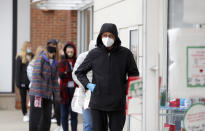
[160,106,188,111]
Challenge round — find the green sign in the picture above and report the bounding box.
[187,46,205,87]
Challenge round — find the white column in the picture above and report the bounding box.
[77,10,81,56]
[142,0,166,130]
[17,0,30,53]
[0,0,13,92]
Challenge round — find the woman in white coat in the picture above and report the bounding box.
[72,40,96,131]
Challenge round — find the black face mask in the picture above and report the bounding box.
[47,46,56,53]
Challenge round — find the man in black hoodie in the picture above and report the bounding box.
[75,23,139,131]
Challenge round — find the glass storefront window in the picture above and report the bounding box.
[160,0,205,131]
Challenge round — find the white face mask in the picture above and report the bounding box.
[102,37,114,47]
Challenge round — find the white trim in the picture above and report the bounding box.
[77,11,81,56]
[0,0,13,92]
[83,10,88,51]
[161,0,168,93]
[80,2,93,11]
[143,0,166,130]
[89,6,94,41]
[33,0,93,10]
[142,0,147,130]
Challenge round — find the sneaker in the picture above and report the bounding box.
[51,118,57,123]
[23,115,29,122]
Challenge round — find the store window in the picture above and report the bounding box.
[160,0,205,131]
[127,28,143,131]
[77,6,93,55]
[168,0,193,29]
[130,29,139,63]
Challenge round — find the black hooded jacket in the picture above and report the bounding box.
[75,23,139,111]
[15,53,33,88]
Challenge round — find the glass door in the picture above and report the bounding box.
[159,0,205,131]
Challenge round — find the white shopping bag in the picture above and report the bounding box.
[84,90,91,109]
[71,88,84,114]
[78,87,85,107]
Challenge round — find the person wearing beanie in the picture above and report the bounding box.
[29,39,60,131]
[75,23,139,131]
[58,42,78,131]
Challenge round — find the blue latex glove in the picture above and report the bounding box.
[86,83,96,92]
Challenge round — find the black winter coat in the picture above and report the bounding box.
[75,23,139,111]
[15,56,30,88]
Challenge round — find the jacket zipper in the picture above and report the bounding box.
[108,52,111,74]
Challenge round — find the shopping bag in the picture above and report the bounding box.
[71,88,83,114]
[84,90,91,109]
[77,87,85,107]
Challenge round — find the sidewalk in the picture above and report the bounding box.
[0,109,83,131]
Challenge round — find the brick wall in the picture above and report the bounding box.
[31,8,77,51]
[15,7,77,109]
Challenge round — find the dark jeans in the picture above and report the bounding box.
[60,88,78,131]
[29,96,52,131]
[91,109,126,131]
[19,86,29,115]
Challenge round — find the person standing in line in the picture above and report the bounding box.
[59,42,78,131]
[52,41,64,131]
[75,23,139,131]
[56,41,65,62]
[15,41,33,122]
[27,45,44,88]
[29,39,60,131]
[72,40,96,131]
[27,45,44,108]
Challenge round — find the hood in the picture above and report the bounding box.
[88,40,96,51]
[96,23,121,48]
[42,51,57,67]
[63,42,77,60]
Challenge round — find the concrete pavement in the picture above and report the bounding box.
[0,109,83,131]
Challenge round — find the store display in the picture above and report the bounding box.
[160,88,166,106]
[180,120,185,131]
[184,98,192,108]
[169,98,180,107]
[180,98,185,108]
[163,123,170,131]
[169,124,176,131]
[163,123,176,131]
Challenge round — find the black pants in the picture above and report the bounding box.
[91,109,126,131]
[19,86,29,115]
[29,96,52,131]
[52,93,61,126]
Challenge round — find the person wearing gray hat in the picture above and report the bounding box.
[29,39,60,131]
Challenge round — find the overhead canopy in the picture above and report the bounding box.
[32,0,93,10]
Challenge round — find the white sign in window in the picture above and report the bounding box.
[187,46,205,87]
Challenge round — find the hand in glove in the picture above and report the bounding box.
[86,83,96,92]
